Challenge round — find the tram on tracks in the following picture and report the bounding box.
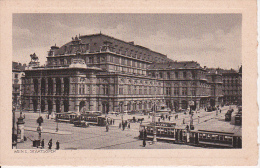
[56,111,107,126]
[139,123,242,148]
[139,123,188,143]
[189,130,242,148]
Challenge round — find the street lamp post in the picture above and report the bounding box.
[152,100,157,144]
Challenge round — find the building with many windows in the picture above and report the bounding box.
[20,33,238,114]
[12,62,26,109]
[218,67,242,105]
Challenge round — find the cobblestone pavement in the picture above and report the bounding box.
[14,105,241,150]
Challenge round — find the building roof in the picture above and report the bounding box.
[12,62,26,71]
[148,61,202,70]
[217,68,238,74]
[54,33,167,58]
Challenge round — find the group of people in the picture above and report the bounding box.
[40,139,60,150]
[119,120,130,131]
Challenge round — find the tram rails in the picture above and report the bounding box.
[139,123,242,148]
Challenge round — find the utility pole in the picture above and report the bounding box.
[152,79,157,144]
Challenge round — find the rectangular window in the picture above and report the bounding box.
[127,59,131,66]
[166,87,171,95]
[183,72,186,78]
[119,85,124,95]
[191,89,196,96]
[182,87,187,96]
[110,56,114,62]
[89,57,94,64]
[167,72,171,79]
[139,86,142,95]
[175,72,179,79]
[128,85,131,95]
[103,85,108,95]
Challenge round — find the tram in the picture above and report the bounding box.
[189,130,242,148]
[56,112,79,123]
[139,123,187,143]
[139,123,242,148]
[56,111,106,126]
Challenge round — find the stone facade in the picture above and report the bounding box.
[20,33,240,114]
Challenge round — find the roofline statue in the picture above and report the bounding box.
[30,53,39,62]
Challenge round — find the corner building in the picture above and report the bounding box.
[21,33,224,114]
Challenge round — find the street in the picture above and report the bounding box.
[15,105,241,150]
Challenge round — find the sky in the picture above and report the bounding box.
[13,13,242,70]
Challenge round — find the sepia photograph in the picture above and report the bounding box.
[12,13,242,150]
[0,0,258,166]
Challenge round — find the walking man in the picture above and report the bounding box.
[41,139,44,149]
[106,124,109,132]
[143,129,147,147]
[48,139,52,149]
[56,140,60,150]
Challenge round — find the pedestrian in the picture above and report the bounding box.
[122,123,125,131]
[119,122,121,128]
[183,118,185,124]
[168,116,171,121]
[143,129,147,147]
[41,139,44,149]
[113,119,115,125]
[106,124,109,132]
[56,140,60,150]
[166,115,168,119]
[220,109,221,113]
[48,139,52,149]
[128,123,130,129]
[158,118,160,122]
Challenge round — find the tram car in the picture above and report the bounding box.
[139,123,187,143]
[56,112,79,123]
[139,123,242,148]
[189,130,242,148]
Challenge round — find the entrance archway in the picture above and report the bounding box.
[41,99,45,112]
[33,79,38,95]
[56,100,60,113]
[181,100,188,110]
[41,78,46,95]
[56,78,61,95]
[64,77,70,95]
[102,102,109,114]
[79,101,85,112]
[48,78,53,95]
[210,99,215,107]
[33,99,38,112]
[63,100,69,112]
[174,101,179,111]
[48,100,53,114]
